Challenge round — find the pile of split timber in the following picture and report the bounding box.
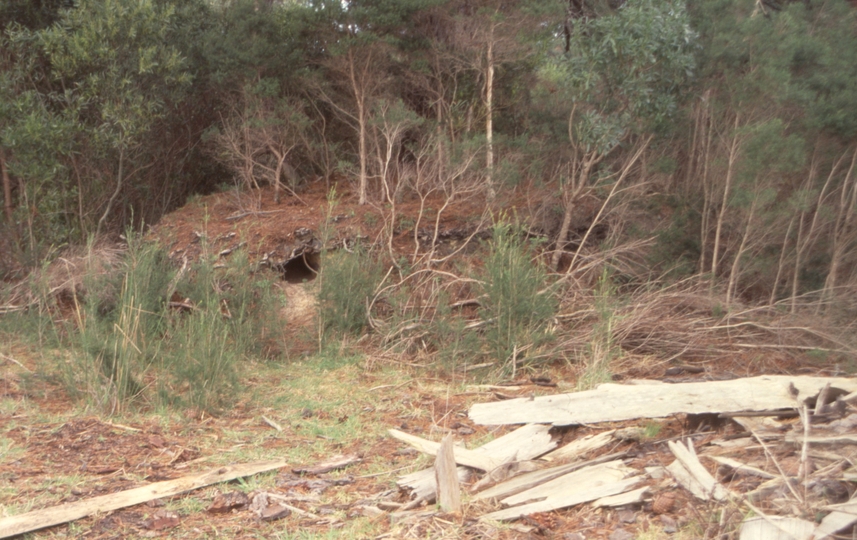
[393,375,857,539]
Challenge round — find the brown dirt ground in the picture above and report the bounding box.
[2,181,853,539]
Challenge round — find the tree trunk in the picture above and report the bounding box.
[96,146,125,238]
[822,146,857,306]
[271,145,285,204]
[696,98,714,280]
[711,120,740,286]
[551,156,594,271]
[485,20,495,200]
[726,196,757,306]
[790,150,837,312]
[348,50,369,206]
[769,215,795,304]
[1,149,13,229]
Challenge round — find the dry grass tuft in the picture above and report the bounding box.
[1,241,126,315]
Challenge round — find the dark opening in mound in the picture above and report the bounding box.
[280,252,320,284]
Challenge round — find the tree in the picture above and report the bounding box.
[210,81,313,204]
[680,0,857,303]
[537,0,695,270]
[37,0,191,237]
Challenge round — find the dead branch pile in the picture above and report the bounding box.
[557,280,857,364]
[0,243,125,315]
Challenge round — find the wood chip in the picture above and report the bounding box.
[594,486,650,508]
[707,456,776,479]
[261,415,283,432]
[667,440,730,502]
[815,501,857,539]
[207,491,250,513]
[740,516,815,540]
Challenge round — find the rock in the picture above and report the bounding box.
[618,509,637,524]
[207,491,250,514]
[142,509,180,530]
[660,514,678,534]
[259,503,291,522]
[609,528,635,540]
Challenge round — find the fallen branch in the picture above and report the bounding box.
[225,210,288,221]
[0,352,32,372]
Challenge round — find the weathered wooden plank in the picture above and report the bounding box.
[469,376,857,426]
[594,486,650,507]
[481,461,640,522]
[0,460,288,539]
[740,516,815,540]
[500,460,634,507]
[388,429,502,472]
[293,454,360,475]
[542,430,615,461]
[435,434,461,512]
[474,451,627,502]
[397,424,555,501]
[814,502,857,540]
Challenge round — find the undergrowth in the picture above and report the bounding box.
[318,247,383,337]
[5,233,285,414]
[479,222,558,375]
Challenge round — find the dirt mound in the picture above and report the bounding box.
[147,181,498,282]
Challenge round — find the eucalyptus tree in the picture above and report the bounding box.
[536,0,695,270]
[38,0,192,237]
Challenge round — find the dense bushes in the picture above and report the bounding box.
[3,235,285,413]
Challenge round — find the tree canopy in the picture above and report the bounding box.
[1,0,856,307]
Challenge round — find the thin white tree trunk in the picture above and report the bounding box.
[348,49,369,206]
[697,100,714,281]
[485,23,495,200]
[726,196,757,306]
[1,149,12,229]
[711,119,740,286]
[791,150,839,312]
[769,215,795,305]
[96,145,125,238]
[822,146,857,306]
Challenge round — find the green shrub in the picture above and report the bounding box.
[71,237,173,412]
[318,248,383,336]
[425,290,481,373]
[162,305,239,411]
[480,223,557,373]
[175,249,284,359]
[40,231,285,413]
[577,270,621,390]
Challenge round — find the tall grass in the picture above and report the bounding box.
[318,248,383,336]
[9,232,289,414]
[69,237,172,412]
[577,270,620,389]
